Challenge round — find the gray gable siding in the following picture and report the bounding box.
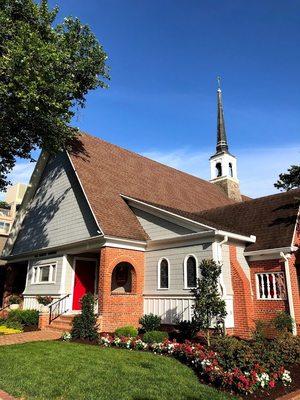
[144,243,213,295]
[131,207,194,240]
[12,152,98,255]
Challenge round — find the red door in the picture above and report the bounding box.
[72,260,96,310]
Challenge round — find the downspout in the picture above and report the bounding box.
[280,252,297,335]
[218,236,228,335]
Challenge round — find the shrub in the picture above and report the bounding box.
[269,333,300,366]
[5,320,23,330]
[7,310,39,327]
[143,330,168,344]
[177,320,198,341]
[115,326,138,338]
[8,294,22,305]
[139,314,161,332]
[36,295,53,306]
[273,312,294,333]
[71,293,98,341]
[252,319,269,341]
[211,336,256,371]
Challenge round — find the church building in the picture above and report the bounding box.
[1,86,300,337]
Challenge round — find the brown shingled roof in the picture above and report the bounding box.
[69,133,299,251]
[196,189,300,251]
[69,133,235,241]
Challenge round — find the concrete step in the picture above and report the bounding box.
[49,314,75,332]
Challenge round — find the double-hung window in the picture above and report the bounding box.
[32,263,56,284]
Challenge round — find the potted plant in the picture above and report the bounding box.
[36,296,53,312]
[8,294,23,310]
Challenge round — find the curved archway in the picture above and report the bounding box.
[111,262,136,293]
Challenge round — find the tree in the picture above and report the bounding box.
[191,259,227,347]
[274,165,300,191]
[0,0,109,190]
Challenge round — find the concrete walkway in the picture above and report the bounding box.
[0,329,62,346]
[0,389,18,400]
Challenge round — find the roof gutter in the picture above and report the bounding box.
[215,230,256,244]
[244,246,298,257]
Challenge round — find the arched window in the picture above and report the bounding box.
[229,162,233,177]
[158,258,169,289]
[216,162,222,177]
[184,255,197,289]
[111,262,134,293]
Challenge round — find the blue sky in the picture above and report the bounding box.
[2,0,300,199]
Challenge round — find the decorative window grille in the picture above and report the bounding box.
[256,272,286,300]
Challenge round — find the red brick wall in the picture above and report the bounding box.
[249,259,289,325]
[98,247,144,332]
[229,246,254,338]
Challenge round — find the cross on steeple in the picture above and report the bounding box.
[216,76,229,154]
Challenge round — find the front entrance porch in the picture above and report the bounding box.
[32,246,145,332]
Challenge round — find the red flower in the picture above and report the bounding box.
[269,380,276,388]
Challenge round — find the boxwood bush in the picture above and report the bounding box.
[7,310,39,327]
[139,314,161,332]
[115,326,138,337]
[143,330,168,344]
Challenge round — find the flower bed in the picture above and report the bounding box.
[94,334,291,395]
[0,325,23,335]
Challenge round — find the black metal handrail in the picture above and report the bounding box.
[49,294,70,324]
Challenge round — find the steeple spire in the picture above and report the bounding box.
[216,76,229,154]
[209,78,242,202]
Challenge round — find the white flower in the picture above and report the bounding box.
[201,359,212,369]
[257,373,270,388]
[61,332,72,341]
[282,370,292,385]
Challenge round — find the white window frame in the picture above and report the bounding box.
[184,254,199,289]
[255,272,286,300]
[0,221,10,233]
[31,263,57,284]
[157,258,170,290]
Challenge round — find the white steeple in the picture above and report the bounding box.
[209,78,242,202]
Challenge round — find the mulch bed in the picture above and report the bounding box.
[23,326,39,332]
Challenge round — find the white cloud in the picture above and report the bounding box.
[0,161,36,200]
[143,145,300,198]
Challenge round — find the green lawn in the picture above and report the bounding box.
[0,341,235,400]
